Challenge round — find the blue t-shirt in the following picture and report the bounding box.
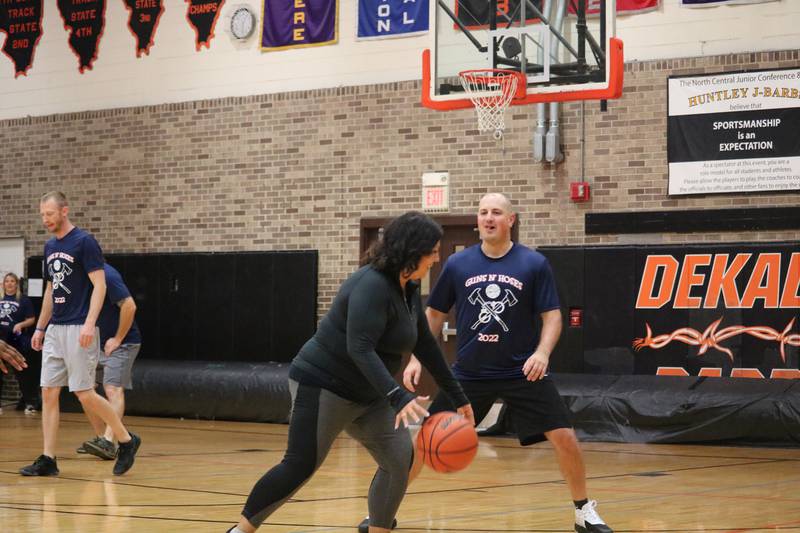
[97,264,141,345]
[44,227,105,325]
[426,243,560,380]
[0,294,34,349]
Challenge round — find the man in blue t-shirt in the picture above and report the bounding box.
[20,191,141,478]
[78,263,142,461]
[404,193,613,533]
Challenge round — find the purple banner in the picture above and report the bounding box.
[261,0,337,51]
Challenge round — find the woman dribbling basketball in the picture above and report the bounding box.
[227,212,474,533]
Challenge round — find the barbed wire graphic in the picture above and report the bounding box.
[633,317,800,363]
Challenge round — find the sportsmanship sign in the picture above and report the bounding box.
[668,68,800,195]
[357,0,428,40]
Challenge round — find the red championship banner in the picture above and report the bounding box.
[455,0,658,29]
[568,0,659,15]
[57,0,106,73]
[185,0,225,51]
[632,246,800,379]
[0,0,43,77]
[122,0,165,57]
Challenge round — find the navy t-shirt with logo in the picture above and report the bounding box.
[44,227,105,325]
[0,294,35,349]
[426,243,560,380]
[97,263,141,346]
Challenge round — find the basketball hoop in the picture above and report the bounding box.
[459,69,522,140]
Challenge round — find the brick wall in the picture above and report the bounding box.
[1,49,798,327]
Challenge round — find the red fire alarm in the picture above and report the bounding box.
[570,181,590,202]
[569,307,583,327]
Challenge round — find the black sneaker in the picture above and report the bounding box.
[575,500,613,533]
[20,455,59,476]
[357,516,397,533]
[84,436,117,460]
[113,432,141,475]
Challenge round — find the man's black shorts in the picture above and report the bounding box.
[429,376,572,445]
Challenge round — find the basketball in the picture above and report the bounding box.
[416,411,478,473]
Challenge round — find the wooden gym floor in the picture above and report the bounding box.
[1,409,799,532]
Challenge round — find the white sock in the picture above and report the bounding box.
[231,527,248,533]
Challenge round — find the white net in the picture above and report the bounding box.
[459,70,520,140]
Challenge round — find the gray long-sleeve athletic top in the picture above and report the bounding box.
[289,265,468,412]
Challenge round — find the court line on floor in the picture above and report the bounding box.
[487,440,800,462]
[4,504,797,533]
[0,457,785,504]
[21,414,795,463]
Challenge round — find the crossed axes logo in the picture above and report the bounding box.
[49,260,73,294]
[468,285,518,332]
[0,303,13,320]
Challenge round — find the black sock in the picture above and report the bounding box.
[574,498,589,509]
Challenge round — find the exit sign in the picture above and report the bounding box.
[422,172,449,212]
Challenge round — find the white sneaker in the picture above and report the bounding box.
[24,405,37,414]
[575,500,613,533]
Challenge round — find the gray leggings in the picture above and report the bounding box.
[243,380,414,529]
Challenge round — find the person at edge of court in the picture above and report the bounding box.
[19,191,141,477]
[226,211,474,533]
[0,272,38,414]
[399,193,613,533]
[77,262,142,461]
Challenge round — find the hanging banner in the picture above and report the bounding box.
[357,0,428,40]
[0,0,43,77]
[185,0,225,51]
[455,0,538,29]
[681,0,777,6]
[568,0,659,15]
[261,0,337,51]
[456,0,658,29]
[57,0,106,73]
[123,0,165,57]
[668,68,800,195]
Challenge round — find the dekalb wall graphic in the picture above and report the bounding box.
[581,243,799,379]
[668,68,800,195]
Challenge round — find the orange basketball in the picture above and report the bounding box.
[416,411,478,473]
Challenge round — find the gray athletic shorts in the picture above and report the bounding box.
[41,324,101,392]
[96,343,140,389]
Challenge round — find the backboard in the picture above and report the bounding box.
[422,0,623,110]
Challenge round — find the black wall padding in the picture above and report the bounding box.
[555,373,800,445]
[61,359,291,422]
[29,251,318,363]
[538,247,585,373]
[586,207,800,234]
[60,360,292,423]
[131,360,291,422]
